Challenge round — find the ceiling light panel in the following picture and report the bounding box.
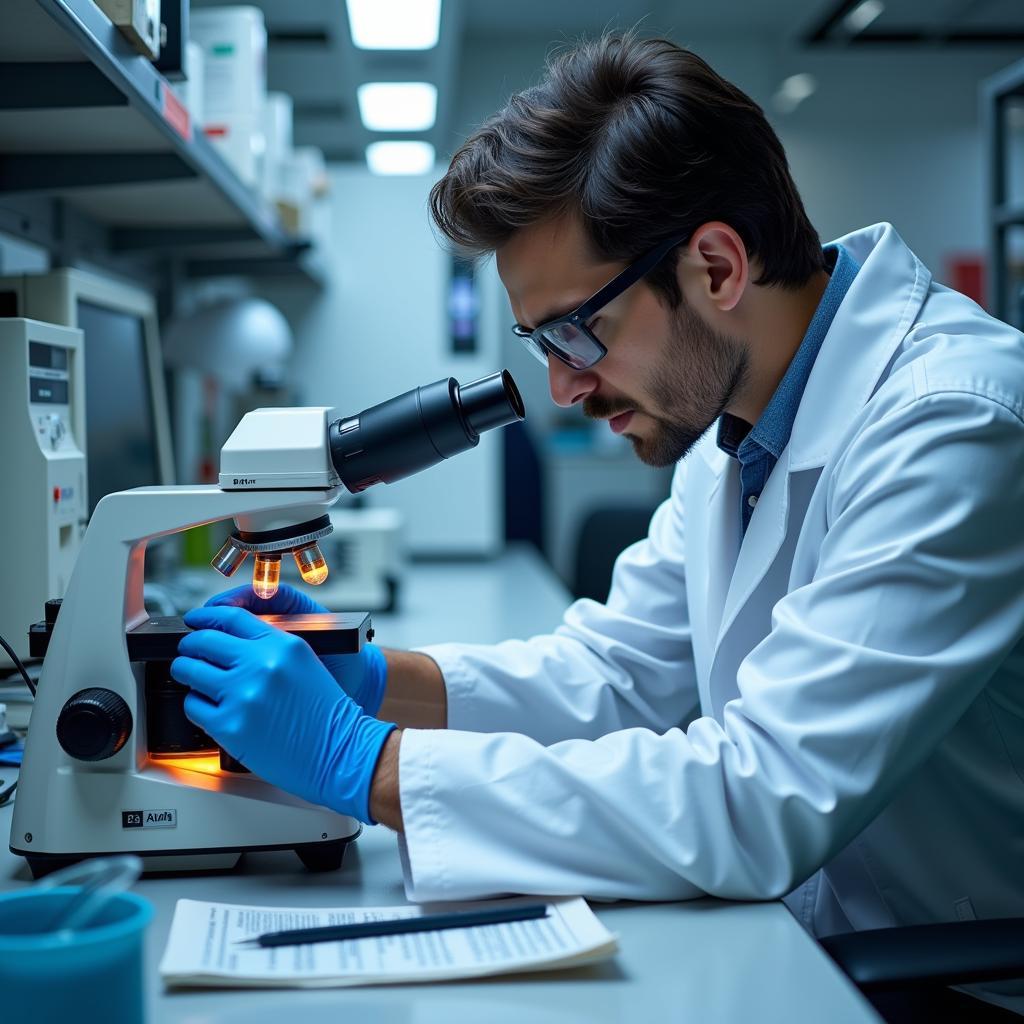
[844,0,885,35]
[366,141,436,175]
[358,82,437,131]
[772,73,817,115]
[346,0,442,50]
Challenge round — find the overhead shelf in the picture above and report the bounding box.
[0,0,320,281]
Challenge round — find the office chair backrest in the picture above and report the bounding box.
[572,504,656,602]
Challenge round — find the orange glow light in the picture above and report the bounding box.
[155,754,223,775]
[294,543,329,585]
[253,553,281,599]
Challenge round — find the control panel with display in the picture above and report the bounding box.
[0,318,87,664]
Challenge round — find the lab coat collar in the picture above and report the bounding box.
[786,222,931,470]
[695,223,930,479]
[707,223,931,658]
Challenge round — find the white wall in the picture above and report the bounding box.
[259,165,506,557]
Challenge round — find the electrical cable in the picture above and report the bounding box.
[0,630,36,697]
[0,630,28,807]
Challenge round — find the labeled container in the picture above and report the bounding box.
[261,91,294,203]
[204,113,266,187]
[190,6,267,120]
[170,40,206,125]
[191,6,268,186]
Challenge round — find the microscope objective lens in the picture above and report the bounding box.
[252,553,282,600]
[294,543,329,586]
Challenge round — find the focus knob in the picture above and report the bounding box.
[56,688,133,761]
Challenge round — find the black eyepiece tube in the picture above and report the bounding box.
[458,370,525,435]
[329,370,526,493]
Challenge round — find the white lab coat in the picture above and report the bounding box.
[398,224,1024,970]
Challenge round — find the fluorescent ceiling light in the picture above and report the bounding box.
[358,82,437,132]
[843,0,884,35]
[772,73,818,115]
[366,141,435,175]
[346,0,441,50]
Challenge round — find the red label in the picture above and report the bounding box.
[161,82,192,142]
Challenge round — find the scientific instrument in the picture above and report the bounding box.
[11,371,523,877]
[0,319,87,668]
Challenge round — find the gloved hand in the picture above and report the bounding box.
[205,583,388,716]
[171,605,396,824]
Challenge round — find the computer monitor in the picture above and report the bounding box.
[0,268,175,513]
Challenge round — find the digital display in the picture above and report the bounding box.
[77,299,161,515]
[29,342,69,370]
[29,377,68,404]
[29,378,68,405]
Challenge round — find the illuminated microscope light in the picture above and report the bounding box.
[293,542,329,585]
[252,553,282,600]
[211,514,335,597]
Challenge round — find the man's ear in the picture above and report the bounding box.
[687,222,749,312]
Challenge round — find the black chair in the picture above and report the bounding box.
[821,918,1024,1022]
[572,504,657,602]
[503,421,545,553]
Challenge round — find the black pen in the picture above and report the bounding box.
[237,902,550,949]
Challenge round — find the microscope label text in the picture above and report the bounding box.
[122,809,178,829]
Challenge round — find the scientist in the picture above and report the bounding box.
[172,32,1024,967]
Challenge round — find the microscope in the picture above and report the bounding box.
[11,371,524,877]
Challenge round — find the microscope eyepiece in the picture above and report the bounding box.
[328,370,526,494]
[457,370,524,436]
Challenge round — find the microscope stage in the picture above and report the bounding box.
[30,610,373,660]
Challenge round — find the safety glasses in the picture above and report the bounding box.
[511,232,689,370]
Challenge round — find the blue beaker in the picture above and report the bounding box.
[0,886,153,1023]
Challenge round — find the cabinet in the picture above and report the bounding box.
[983,58,1024,326]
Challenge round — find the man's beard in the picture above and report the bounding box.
[584,298,748,467]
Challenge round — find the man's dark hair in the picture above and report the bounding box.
[429,32,824,305]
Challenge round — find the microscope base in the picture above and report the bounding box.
[17,832,358,879]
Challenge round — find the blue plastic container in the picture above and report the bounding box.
[0,887,153,1023]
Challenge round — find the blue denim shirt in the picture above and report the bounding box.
[716,243,860,534]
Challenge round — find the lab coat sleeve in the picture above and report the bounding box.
[415,462,699,744]
[398,390,1024,902]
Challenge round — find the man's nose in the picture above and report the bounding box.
[547,357,597,408]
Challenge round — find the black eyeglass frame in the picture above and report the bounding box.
[511,231,690,370]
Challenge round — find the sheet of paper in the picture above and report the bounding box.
[159,896,618,988]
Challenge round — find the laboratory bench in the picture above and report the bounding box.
[0,546,880,1023]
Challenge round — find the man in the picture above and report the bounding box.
[172,32,1024,1013]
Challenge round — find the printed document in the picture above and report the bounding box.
[159,896,618,988]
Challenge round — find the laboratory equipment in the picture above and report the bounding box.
[11,371,524,877]
[0,268,175,514]
[163,296,292,387]
[324,506,405,611]
[0,319,87,667]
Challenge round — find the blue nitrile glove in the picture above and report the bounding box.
[170,605,396,824]
[205,583,388,716]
